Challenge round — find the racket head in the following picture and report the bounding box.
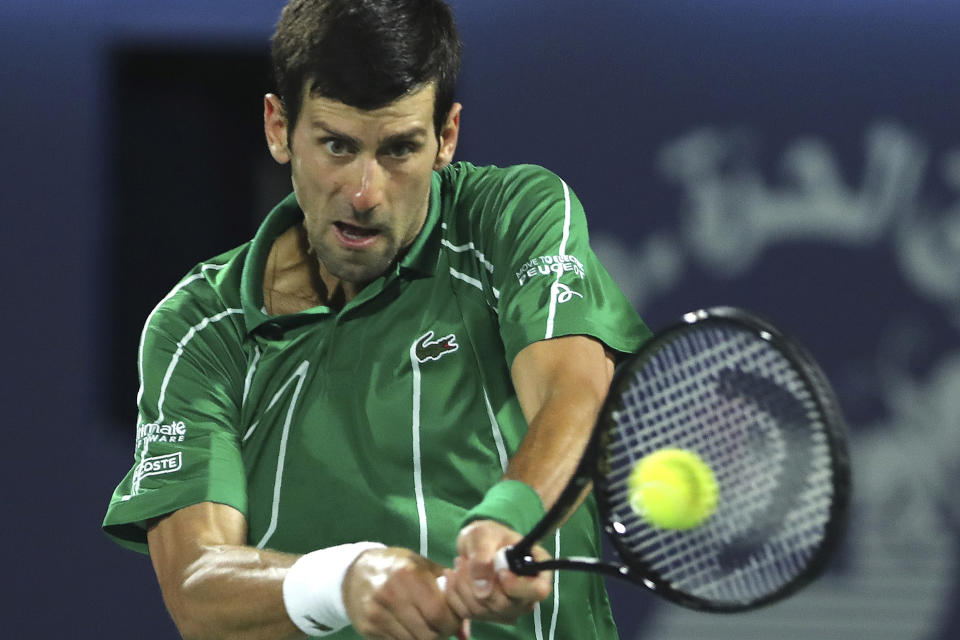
[593,307,850,612]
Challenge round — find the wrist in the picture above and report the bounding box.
[460,479,545,535]
[282,541,385,637]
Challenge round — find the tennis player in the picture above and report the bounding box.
[102,1,652,638]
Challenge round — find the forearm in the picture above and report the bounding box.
[148,503,456,640]
[503,382,603,509]
[506,335,614,510]
[156,543,303,640]
[147,503,306,640]
[450,359,607,621]
[450,337,613,621]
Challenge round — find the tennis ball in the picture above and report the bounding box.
[627,448,719,530]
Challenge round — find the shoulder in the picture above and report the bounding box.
[439,161,567,201]
[437,162,577,239]
[440,162,572,227]
[143,243,249,348]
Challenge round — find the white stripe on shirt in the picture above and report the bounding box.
[545,178,573,339]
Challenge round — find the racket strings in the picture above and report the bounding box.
[600,324,837,607]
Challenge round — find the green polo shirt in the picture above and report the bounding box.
[103,162,652,639]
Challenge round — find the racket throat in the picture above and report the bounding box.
[523,555,639,582]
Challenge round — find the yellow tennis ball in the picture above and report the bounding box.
[627,448,719,530]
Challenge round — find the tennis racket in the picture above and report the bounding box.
[494,306,850,612]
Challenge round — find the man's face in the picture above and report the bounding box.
[265,84,460,290]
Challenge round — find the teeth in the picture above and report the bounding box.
[338,223,377,240]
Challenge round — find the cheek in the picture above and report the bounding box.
[291,158,341,203]
[397,174,434,237]
[398,163,434,202]
[289,157,309,196]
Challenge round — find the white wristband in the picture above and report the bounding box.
[282,542,385,637]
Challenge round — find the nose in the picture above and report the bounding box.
[350,157,385,216]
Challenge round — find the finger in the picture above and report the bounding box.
[448,560,500,619]
[448,566,525,623]
[458,555,508,612]
[460,553,496,599]
[413,585,464,638]
[446,564,485,618]
[442,569,472,619]
[497,570,553,604]
[364,566,448,639]
[457,526,501,596]
[497,543,553,602]
[356,601,419,640]
[393,561,463,639]
[378,596,444,640]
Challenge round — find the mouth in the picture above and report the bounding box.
[333,221,382,249]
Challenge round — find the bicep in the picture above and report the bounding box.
[510,335,615,424]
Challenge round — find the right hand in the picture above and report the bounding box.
[343,547,469,640]
[442,520,553,625]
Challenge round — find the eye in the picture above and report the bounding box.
[322,138,353,157]
[383,142,418,159]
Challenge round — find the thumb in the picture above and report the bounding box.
[469,569,493,598]
[463,546,497,598]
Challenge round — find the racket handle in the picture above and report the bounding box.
[493,546,510,573]
[436,575,447,592]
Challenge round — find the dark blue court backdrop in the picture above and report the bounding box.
[2,1,958,638]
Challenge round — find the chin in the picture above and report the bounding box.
[328,253,396,285]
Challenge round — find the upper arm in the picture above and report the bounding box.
[465,166,650,367]
[103,290,249,552]
[510,335,615,427]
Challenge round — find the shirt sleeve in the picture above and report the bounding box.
[102,294,249,554]
[485,165,653,365]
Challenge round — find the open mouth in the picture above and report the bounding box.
[334,221,381,248]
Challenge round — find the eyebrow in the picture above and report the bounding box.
[381,128,429,146]
[310,120,429,147]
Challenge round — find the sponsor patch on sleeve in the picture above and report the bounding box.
[139,452,183,478]
[515,255,585,286]
[136,420,188,447]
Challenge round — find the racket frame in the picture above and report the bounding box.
[500,306,851,612]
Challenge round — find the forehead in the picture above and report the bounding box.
[297,83,437,135]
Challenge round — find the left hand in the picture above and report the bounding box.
[442,520,553,625]
[343,546,468,640]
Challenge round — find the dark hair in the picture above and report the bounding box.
[271,0,462,140]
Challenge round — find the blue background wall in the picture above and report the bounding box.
[3,1,959,637]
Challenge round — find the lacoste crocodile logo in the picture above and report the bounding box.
[414,331,459,363]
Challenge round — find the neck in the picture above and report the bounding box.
[315,259,364,310]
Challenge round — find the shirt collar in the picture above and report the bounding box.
[240,192,305,336]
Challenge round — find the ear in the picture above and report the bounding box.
[264,93,291,164]
[433,102,462,171]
